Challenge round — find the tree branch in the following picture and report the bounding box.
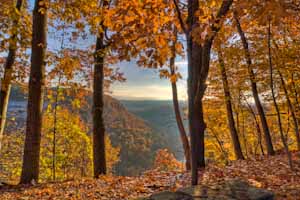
[173,0,187,34]
[207,0,233,42]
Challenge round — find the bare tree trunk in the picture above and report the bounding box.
[0,0,23,152]
[169,32,191,170]
[291,75,300,112]
[51,23,65,181]
[217,49,244,160]
[278,70,300,151]
[272,39,300,151]
[52,76,61,181]
[241,109,249,157]
[243,96,265,155]
[267,21,293,169]
[93,29,107,177]
[234,13,275,155]
[20,0,47,184]
[208,127,229,164]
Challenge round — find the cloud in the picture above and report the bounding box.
[175,61,188,66]
[110,60,188,100]
[111,83,187,100]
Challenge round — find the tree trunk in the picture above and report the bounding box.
[185,0,233,185]
[234,13,275,155]
[52,76,61,181]
[0,0,23,152]
[267,21,293,169]
[93,32,107,177]
[278,70,300,151]
[240,109,249,157]
[217,49,244,160]
[243,96,265,155]
[20,0,47,184]
[186,0,203,185]
[272,39,300,151]
[169,33,191,170]
[208,127,229,164]
[291,74,300,113]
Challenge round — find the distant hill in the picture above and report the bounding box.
[6,85,178,176]
[121,100,188,160]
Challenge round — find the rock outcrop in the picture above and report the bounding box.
[137,180,274,200]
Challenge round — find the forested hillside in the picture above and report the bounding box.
[2,85,175,178]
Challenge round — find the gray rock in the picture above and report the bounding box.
[142,191,193,200]
[137,180,274,200]
[178,180,274,200]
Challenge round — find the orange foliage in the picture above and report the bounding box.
[153,149,182,171]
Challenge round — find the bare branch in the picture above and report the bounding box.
[173,0,187,34]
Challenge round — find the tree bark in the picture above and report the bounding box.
[272,40,300,151]
[93,29,107,177]
[217,49,244,160]
[186,0,203,185]
[278,70,300,151]
[20,0,47,184]
[169,33,191,170]
[184,0,233,185]
[267,21,293,169]
[0,0,23,152]
[234,13,275,156]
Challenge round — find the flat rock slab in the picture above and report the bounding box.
[140,191,193,200]
[138,180,274,200]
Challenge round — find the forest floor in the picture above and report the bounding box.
[0,152,300,200]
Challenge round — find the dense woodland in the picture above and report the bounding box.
[1,0,300,199]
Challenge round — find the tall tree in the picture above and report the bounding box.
[20,0,47,184]
[174,0,233,185]
[217,48,244,160]
[267,19,293,169]
[93,1,108,177]
[234,12,275,156]
[169,31,191,170]
[243,95,265,155]
[0,0,23,151]
[273,38,300,151]
[278,69,300,151]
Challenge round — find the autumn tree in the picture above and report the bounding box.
[267,18,293,169]
[20,0,48,184]
[168,34,191,170]
[234,11,275,156]
[0,0,30,151]
[0,108,120,182]
[92,0,109,176]
[216,46,244,160]
[40,108,119,181]
[174,0,233,185]
[74,0,179,177]
[159,28,191,170]
[0,0,23,151]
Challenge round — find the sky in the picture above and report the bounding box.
[111,61,188,100]
[26,0,189,101]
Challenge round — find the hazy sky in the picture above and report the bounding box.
[111,61,188,100]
